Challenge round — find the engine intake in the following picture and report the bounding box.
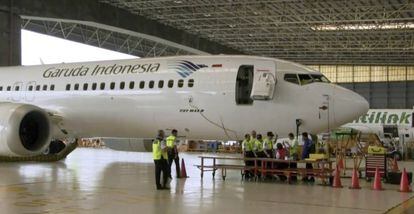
[0,103,51,156]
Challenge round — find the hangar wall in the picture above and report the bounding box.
[338,81,414,109]
[0,7,20,66]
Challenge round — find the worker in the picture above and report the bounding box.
[242,133,252,158]
[254,134,266,159]
[166,129,181,179]
[249,130,257,148]
[286,132,298,181]
[275,142,288,181]
[153,130,170,190]
[242,133,254,178]
[286,133,299,160]
[302,132,315,182]
[263,132,274,158]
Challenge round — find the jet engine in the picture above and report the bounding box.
[0,103,51,156]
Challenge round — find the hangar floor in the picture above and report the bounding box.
[0,148,413,214]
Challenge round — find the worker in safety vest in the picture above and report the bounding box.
[263,132,274,158]
[254,134,266,158]
[153,130,170,190]
[242,133,254,178]
[242,133,252,157]
[249,130,257,152]
[166,129,181,178]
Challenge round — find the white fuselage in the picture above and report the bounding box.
[0,55,369,141]
[343,109,414,141]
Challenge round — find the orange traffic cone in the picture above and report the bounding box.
[398,168,412,192]
[391,157,399,172]
[338,157,344,170]
[180,158,189,178]
[332,165,343,188]
[372,167,384,191]
[349,168,361,189]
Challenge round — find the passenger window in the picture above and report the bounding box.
[7,86,11,91]
[92,83,97,90]
[100,82,105,90]
[158,80,164,88]
[188,79,194,87]
[15,86,20,91]
[36,85,40,91]
[129,81,135,89]
[0,86,2,91]
[284,74,300,85]
[83,83,88,90]
[168,80,174,88]
[110,82,115,90]
[66,84,71,91]
[139,81,145,89]
[298,74,313,85]
[74,84,79,90]
[178,79,184,88]
[43,85,47,91]
[149,81,154,89]
[28,86,33,91]
[50,85,55,91]
[120,82,125,90]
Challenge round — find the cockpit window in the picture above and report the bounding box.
[284,74,299,85]
[298,74,313,85]
[311,74,331,83]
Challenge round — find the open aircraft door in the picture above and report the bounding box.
[250,68,276,100]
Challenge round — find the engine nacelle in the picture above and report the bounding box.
[0,103,51,156]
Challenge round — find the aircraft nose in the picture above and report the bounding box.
[333,86,369,127]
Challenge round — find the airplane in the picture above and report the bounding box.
[342,109,414,144]
[0,55,369,157]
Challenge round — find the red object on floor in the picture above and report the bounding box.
[181,158,189,178]
[399,168,412,192]
[349,169,361,189]
[332,165,343,188]
[372,167,384,190]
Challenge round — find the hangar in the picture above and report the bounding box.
[0,0,414,213]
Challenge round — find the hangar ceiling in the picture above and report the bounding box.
[97,0,414,65]
[21,17,204,57]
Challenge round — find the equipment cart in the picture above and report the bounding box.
[365,146,387,181]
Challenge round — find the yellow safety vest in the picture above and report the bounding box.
[166,135,176,148]
[242,139,252,152]
[263,137,273,150]
[255,140,264,152]
[153,139,168,160]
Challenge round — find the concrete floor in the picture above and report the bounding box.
[0,148,413,214]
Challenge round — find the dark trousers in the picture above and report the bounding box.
[244,151,254,178]
[168,154,181,178]
[289,162,298,180]
[154,159,169,189]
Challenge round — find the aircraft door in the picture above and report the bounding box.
[12,82,23,102]
[235,65,254,105]
[25,81,36,101]
[251,71,276,100]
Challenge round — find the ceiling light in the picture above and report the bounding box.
[311,22,414,31]
[174,0,183,4]
[204,13,211,17]
[228,24,236,28]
